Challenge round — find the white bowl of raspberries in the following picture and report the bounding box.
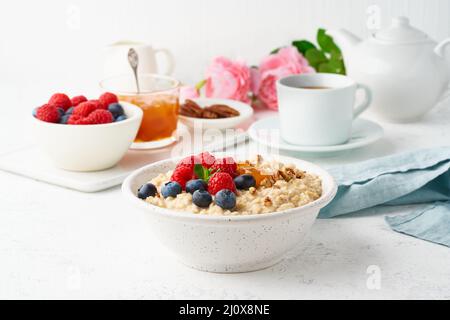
[32,92,143,172]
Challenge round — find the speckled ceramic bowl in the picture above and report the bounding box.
[122,154,337,273]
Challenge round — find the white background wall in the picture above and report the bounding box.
[1,0,449,101]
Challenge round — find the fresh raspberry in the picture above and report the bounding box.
[72,101,97,118]
[210,157,238,177]
[208,172,236,195]
[89,99,107,110]
[71,95,87,107]
[171,165,196,189]
[48,93,72,111]
[84,109,113,124]
[68,109,113,125]
[99,92,118,108]
[176,155,201,171]
[68,114,82,125]
[36,104,60,123]
[198,152,216,168]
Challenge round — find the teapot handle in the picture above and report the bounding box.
[434,38,450,57]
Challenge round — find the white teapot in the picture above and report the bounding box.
[330,17,450,122]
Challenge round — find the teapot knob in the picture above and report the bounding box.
[392,16,410,26]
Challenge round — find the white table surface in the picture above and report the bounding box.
[1,92,450,300]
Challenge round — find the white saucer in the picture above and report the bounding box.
[248,116,384,153]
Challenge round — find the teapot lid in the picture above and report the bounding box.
[374,17,429,44]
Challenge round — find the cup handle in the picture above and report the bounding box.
[154,48,175,75]
[353,84,372,119]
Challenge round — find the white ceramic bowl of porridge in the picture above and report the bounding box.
[122,154,337,273]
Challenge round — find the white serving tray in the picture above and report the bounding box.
[0,126,251,193]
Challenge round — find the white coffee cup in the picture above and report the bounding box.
[276,73,372,146]
[104,41,175,78]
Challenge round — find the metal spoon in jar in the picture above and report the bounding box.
[128,48,140,94]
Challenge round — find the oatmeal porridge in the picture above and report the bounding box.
[137,153,322,216]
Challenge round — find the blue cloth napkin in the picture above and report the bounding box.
[319,147,450,247]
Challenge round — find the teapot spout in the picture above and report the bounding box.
[328,29,362,57]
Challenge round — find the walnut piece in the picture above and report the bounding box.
[264,197,273,207]
[204,104,240,118]
[260,176,276,188]
[179,100,240,119]
[180,99,203,118]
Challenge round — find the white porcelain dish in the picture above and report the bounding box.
[178,98,254,130]
[122,154,337,273]
[249,116,384,154]
[31,102,143,172]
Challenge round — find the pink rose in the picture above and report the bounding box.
[253,47,315,110]
[179,85,199,102]
[205,57,251,103]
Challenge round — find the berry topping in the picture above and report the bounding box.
[84,109,113,124]
[171,165,196,189]
[67,114,82,125]
[192,190,213,208]
[215,189,236,210]
[234,174,256,190]
[186,179,208,194]
[48,93,72,111]
[115,115,127,122]
[99,92,118,108]
[68,109,113,125]
[36,104,60,123]
[57,107,65,117]
[176,155,201,171]
[161,181,182,198]
[138,183,157,199]
[108,103,124,118]
[72,101,97,118]
[207,172,236,196]
[60,114,70,124]
[89,99,106,110]
[198,152,216,168]
[211,157,238,176]
[71,95,87,107]
[65,107,74,115]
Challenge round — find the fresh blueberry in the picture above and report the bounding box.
[186,179,207,194]
[108,103,124,118]
[57,108,65,117]
[60,114,70,124]
[234,174,256,190]
[32,107,39,117]
[65,107,74,115]
[161,181,182,198]
[215,189,236,210]
[115,115,127,122]
[192,190,212,208]
[137,183,157,199]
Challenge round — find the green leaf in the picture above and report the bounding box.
[328,49,346,74]
[317,28,341,54]
[318,59,346,74]
[195,79,206,91]
[292,40,316,55]
[305,48,328,69]
[194,164,211,182]
[270,47,282,54]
